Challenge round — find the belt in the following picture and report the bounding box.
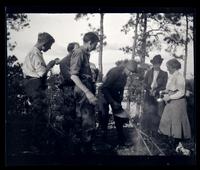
[176,96,185,100]
[24,75,39,80]
[168,96,185,103]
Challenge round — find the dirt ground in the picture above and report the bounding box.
[5,114,196,166]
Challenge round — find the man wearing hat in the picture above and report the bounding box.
[141,54,168,135]
[98,60,138,146]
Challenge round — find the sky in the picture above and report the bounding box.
[7,13,194,79]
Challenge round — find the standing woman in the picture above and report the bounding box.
[158,58,191,151]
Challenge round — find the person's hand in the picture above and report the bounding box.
[85,91,98,105]
[54,58,60,65]
[186,90,192,97]
[55,115,64,122]
[47,60,56,68]
[159,90,164,95]
[163,94,170,103]
[150,89,156,97]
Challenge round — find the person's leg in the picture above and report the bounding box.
[168,137,181,150]
[98,101,109,141]
[24,79,48,152]
[114,116,126,145]
[31,91,48,151]
[157,101,165,118]
[73,84,96,154]
[81,101,96,154]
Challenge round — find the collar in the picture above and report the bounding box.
[33,46,43,55]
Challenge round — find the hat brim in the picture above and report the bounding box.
[113,109,130,119]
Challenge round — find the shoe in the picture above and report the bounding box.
[175,142,191,156]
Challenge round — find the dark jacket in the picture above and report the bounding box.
[144,68,168,97]
[59,54,75,86]
[100,66,127,104]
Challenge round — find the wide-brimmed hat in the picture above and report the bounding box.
[150,55,163,64]
[113,108,130,119]
[126,60,138,73]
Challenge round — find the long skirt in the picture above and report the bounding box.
[158,98,191,139]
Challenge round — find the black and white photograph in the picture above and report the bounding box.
[4,6,196,166]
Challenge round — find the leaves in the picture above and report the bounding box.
[7,13,30,33]
[7,55,29,119]
[121,13,193,65]
[7,13,30,51]
[74,13,88,20]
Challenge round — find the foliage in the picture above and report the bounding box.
[120,13,193,61]
[115,59,151,103]
[6,14,31,118]
[120,13,167,59]
[163,13,193,59]
[6,13,30,33]
[6,55,29,120]
[6,13,30,51]
[46,74,64,118]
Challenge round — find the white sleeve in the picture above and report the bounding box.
[32,53,47,77]
[169,74,185,100]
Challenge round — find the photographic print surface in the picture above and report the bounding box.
[5,8,196,166]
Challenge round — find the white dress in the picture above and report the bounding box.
[158,71,191,139]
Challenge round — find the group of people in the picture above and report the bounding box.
[141,54,191,152]
[21,31,192,155]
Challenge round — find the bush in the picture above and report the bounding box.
[6,55,29,120]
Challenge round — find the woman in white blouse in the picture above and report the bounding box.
[158,58,191,151]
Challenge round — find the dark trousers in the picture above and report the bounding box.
[140,92,165,134]
[73,82,96,153]
[23,78,48,149]
[98,95,127,144]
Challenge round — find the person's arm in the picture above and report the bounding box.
[163,74,185,102]
[118,86,125,102]
[32,52,47,77]
[154,71,168,97]
[143,70,151,91]
[33,51,56,77]
[156,71,168,92]
[71,75,97,105]
[70,49,97,105]
[71,75,91,94]
[169,74,185,99]
[45,60,56,74]
[101,69,121,109]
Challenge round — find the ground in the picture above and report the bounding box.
[5,112,196,166]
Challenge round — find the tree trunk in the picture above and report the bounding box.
[132,13,139,60]
[184,14,188,79]
[98,13,104,82]
[141,13,147,63]
[127,13,140,112]
[139,14,147,117]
